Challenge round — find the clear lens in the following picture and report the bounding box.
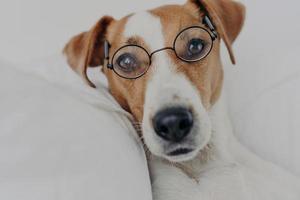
[174,27,213,62]
[112,46,150,79]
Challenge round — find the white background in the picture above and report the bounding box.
[0,0,300,176]
[0,0,186,63]
[0,0,299,62]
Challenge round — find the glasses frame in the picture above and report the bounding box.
[104,15,218,80]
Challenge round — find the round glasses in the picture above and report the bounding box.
[106,26,216,79]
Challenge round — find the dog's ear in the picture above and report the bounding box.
[63,16,114,87]
[188,0,246,64]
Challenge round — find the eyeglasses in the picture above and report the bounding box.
[104,16,218,80]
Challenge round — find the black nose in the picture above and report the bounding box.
[153,107,194,142]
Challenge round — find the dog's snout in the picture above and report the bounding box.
[153,107,193,142]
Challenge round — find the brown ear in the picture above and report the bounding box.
[63,16,114,87]
[189,0,246,64]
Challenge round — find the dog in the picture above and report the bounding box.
[63,0,300,199]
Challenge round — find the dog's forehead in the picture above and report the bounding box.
[121,5,201,51]
[124,11,164,51]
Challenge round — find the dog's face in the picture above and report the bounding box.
[64,0,245,162]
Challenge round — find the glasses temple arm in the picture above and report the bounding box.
[104,40,113,69]
[203,15,218,40]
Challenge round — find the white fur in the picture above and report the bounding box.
[124,11,300,200]
[150,94,300,200]
[125,12,212,162]
[124,11,164,51]
[143,55,212,162]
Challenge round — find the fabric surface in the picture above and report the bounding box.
[225,0,300,177]
[0,60,152,200]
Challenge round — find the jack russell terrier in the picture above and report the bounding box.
[64,0,300,199]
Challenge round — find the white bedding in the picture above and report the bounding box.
[0,60,152,200]
[225,0,300,176]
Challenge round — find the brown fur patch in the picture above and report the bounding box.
[150,4,224,109]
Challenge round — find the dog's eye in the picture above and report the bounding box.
[116,53,139,72]
[174,27,213,62]
[112,45,151,79]
[186,38,204,58]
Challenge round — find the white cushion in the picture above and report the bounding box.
[0,60,152,200]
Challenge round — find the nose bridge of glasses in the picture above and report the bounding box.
[150,47,174,58]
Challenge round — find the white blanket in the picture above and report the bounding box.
[0,60,152,200]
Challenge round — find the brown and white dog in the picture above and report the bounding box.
[64,0,300,199]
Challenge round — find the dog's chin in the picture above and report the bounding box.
[162,148,200,163]
[146,132,213,163]
[147,139,209,163]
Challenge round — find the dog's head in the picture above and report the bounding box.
[64,0,245,162]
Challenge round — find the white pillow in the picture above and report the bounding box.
[0,60,152,200]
